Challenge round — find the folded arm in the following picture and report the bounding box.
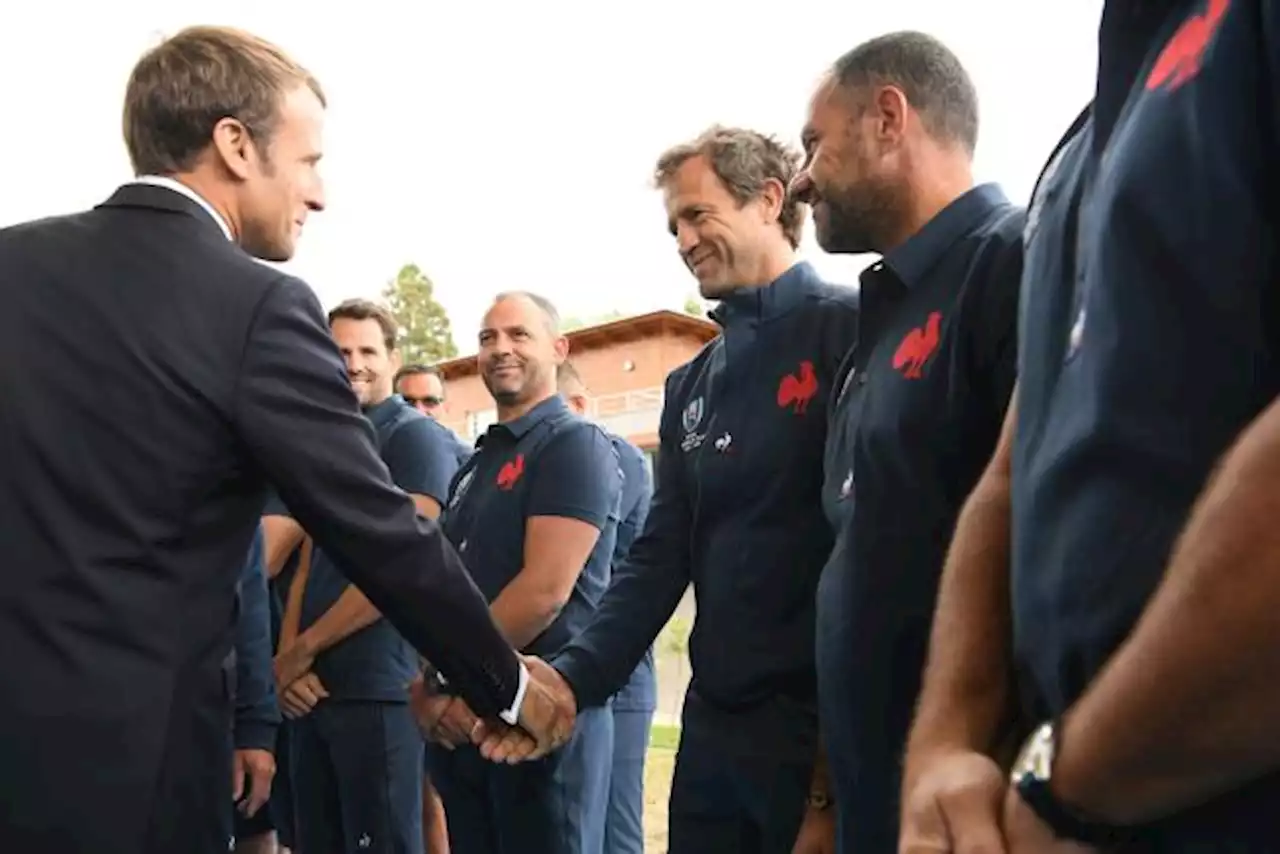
[1053,395,1280,824]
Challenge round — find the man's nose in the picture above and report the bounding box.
[308,175,326,213]
[789,170,814,205]
[675,222,699,255]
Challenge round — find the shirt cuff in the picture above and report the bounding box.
[234,719,279,753]
[433,659,527,724]
[498,660,529,726]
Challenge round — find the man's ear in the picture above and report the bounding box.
[210,117,257,181]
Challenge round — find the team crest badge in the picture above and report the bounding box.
[682,397,704,433]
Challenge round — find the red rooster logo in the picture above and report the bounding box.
[777,360,818,415]
[892,312,942,380]
[1146,0,1230,92]
[496,453,525,490]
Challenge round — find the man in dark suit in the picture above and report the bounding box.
[0,25,570,854]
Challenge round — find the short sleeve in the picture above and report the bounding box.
[383,418,460,505]
[262,488,291,519]
[527,424,622,529]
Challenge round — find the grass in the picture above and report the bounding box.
[642,724,680,853]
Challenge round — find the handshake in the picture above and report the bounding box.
[409,655,578,764]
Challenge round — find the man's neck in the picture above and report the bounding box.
[882,156,975,254]
[729,249,798,294]
[497,389,556,424]
[757,250,798,287]
[362,390,394,412]
[153,170,242,243]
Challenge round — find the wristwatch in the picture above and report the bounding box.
[1011,721,1132,846]
[419,664,451,697]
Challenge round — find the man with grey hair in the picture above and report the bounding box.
[413,291,622,854]
[530,127,861,852]
[789,31,1023,853]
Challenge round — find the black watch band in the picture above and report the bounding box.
[1014,773,1132,847]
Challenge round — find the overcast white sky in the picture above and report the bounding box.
[1,1,1102,348]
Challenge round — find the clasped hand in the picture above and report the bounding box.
[409,656,577,765]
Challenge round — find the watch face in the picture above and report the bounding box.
[1012,722,1056,783]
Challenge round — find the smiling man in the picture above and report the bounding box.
[533,127,860,853]
[268,298,465,854]
[415,291,621,854]
[787,32,1024,854]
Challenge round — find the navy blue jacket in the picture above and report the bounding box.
[555,261,860,759]
[234,525,280,752]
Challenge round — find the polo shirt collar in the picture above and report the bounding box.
[879,183,1010,290]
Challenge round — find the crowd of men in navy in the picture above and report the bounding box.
[2,2,1279,852]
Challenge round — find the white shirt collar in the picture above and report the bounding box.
[130,175,233,241]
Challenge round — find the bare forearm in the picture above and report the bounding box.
[1054,401,1280,824]
[298,586,382,655]
[489,579,562,651]
[905,474,1017,781]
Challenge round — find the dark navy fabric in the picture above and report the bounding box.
[300,396,461,701]
[441,394,622,658]
[1012,1,1280,847]
[555,262,860,764]
[230,525,281,843]
[604,435,655,854]
[608,436,656,714]
[291,701,424,854]
[430,706,613,854]
[666,726,811,854]
[233,524,280,752]
[816,184,1022,853]
[434,402,620,853]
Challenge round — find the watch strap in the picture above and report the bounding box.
[1014,773,1133,846]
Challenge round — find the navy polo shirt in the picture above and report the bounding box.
[297,395,461,701]
[816,183,1022,850]
[554,261,860,762]
[608,435,656,713]
[1013,1,1280,844]
[441,394,621,658]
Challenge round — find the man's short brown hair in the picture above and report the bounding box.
[328,299,399,352]
[654,125,805,249]
[122,26,325,176]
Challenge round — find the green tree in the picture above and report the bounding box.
[659,615,691,657]
[682,293,708,317]
[381,263,457,364]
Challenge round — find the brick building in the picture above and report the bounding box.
[434,309,719,462]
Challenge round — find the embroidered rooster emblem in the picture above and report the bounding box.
[496,453,525,491]
[892,312,942,380]
[777,360,818,415]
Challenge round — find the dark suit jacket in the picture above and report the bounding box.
[0,184,521,854]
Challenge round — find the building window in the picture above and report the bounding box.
[467,408,497,439]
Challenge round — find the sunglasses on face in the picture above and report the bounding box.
[403,395,444,408]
